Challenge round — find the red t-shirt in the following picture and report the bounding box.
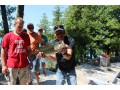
[2,32,30,68]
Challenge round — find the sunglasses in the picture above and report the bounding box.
[54,25,64,31]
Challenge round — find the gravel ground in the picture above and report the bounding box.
[0,62,120,85]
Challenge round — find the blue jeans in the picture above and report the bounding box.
[31,58,39,72]
[56,68,77,85]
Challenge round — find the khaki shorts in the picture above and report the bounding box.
[6,66,28,85]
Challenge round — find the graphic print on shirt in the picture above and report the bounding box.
[14,40,26,53]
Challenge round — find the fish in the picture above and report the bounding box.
[29,40,64,60]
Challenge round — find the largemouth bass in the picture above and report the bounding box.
[29,40,64,60]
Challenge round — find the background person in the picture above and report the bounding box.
[27,23,42,85]
[38,28,48,76]
[23,28,27,33]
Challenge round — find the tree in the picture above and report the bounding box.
[17,5,24,18]
[52,6,63,26]
[0,5,16,34]
[38,13,55,41]
[104,6,120,56]
[64,6,92,63]
[65,5,120,63]
[38,13,50,34]
[0,5,9,34]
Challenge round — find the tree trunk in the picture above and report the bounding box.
[90,46,93,59]
[17,5,24,18]
[106,45,110,55]
[115,49,119,56]
[0,5,9,34]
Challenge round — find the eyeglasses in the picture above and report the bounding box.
[54,25,64,31]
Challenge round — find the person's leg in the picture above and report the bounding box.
[33,72,39,85]
[27,70,32,85]
[37,61,40,75]
[19,66,28,85]
[67,68,77,85]
[27,57,33,84]
[16,77,20,85]
[31,58,40,85]
[42,62,46,76]
[6,68,18,85]
[56,68,66,85]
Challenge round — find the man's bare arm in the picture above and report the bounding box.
[1,47,9,74]
[62,48,73,60]
[37,52,56,61]
[45,53,56,61]
[1,47,7,67]
[27,46,34,61]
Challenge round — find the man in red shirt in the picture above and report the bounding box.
[1,17,32,85]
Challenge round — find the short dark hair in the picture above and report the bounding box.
[38,28,43,32]
[23,29,27,33]
[27,23,34,29]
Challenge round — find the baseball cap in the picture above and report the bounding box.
[54,25,64,32]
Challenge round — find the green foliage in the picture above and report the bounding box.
[45,33,56,42]
[64,5,120,63]
[0,5,16,29]
[0,29,4,37]
[52,6,64,26]
[38,13,55,42]
[38,13,51,34]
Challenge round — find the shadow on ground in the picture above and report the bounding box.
[40,80,56,85]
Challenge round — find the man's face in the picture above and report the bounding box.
[28,25,34,33]
[14,22,24,34]
[55,30,64,41]
[38,29,43,35]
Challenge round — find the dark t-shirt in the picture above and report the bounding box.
[55,36,76,71]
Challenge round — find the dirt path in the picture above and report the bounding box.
[0,62,120,85]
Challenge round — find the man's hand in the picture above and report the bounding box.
[61,44,68,55]
[61,44,72,60]
[36,52,45,59]
[2,66,9,75]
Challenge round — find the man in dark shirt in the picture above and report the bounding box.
[37,25,77,85]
